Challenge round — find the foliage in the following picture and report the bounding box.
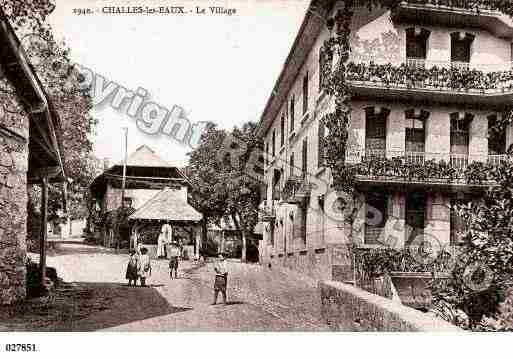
[1,1,98,222]
[432,159,513,328]
[477,286,513,331]
[354,246,454,278]
[355,156,459,181]
[187,122,263,260]
[346,61,513,91]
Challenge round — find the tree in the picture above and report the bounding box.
[187,122,263,261]
[2,1,97,230]
[433,160,513,329]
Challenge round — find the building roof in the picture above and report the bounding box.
[129,187,203,222]
[117,145,172,168]
[90,145,192,197]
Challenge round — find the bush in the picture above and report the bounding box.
[26,258,58,298]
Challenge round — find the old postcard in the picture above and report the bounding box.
[0,0,512,356]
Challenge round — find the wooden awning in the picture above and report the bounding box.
[0,8,65,184]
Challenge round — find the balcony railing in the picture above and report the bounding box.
[259,200,276,222]
[404,57,511,71]
[399,0,511,13]
[346,149,510,184]
[346,60,513,93]
[282,175,312,204]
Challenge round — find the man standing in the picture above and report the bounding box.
[212,253,228,305]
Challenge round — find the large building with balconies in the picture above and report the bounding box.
[256,0,513,282]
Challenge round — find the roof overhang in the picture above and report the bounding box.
[350,82,513,109]
[0,7,65,184]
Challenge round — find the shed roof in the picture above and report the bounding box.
[129,187,203,222]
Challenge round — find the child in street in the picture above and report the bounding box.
[168,241,181,279]
[138,247,152,287]
[125,249,139,287]
[211,253,228,305]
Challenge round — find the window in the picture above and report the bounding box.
[265,143,269,166]
[303,71,309,115]
[450,112,471,168]
[450,196,469,245]
[318,119,325,168]
[365,107,389,157]
[450,113,470,153]
[319,43,333,90]
[406,28,430,67]
[451,32,474,65]
[289,153,295,177]
[272,130,276,157]
[488,114,506,155]
[272,169,282,201]
[364,192,387,245]
[280,115,285,147]
[290,95,295,133]
[405,109,428,162]
[302,137,308,178]
[405,193,426,245]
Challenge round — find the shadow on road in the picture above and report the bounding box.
[68,282,192,331]
[0,282,192,332]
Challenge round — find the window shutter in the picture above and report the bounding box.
[302,137,308,177]
[318,120,325,168]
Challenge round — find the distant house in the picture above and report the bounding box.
[89,145,202,253]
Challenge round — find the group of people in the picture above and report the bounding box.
[125,247,152,287]
[125,224,184,286]
[125,247,230,305]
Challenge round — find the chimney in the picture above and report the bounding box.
[103,157,110,170]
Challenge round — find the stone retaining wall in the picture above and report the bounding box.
[0,107,29,305]
[320,280,461,331]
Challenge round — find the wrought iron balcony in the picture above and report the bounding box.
[393,1,513,38]
[347,60,513,105]
[346,149,510,188]
[259,200,276,222]
[282,175,312,205]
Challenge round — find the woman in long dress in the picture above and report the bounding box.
[156,230,166,258]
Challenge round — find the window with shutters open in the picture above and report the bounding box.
[302,137,308,178]
[272,130,276,157]
[290,95,295,133]
[303,71,309,115]
[280,115,285,148]
[488,114,506,155]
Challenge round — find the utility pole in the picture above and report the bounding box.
[121,127,128,205]
[119,127,128,252]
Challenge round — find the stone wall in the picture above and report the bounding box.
[0,106,29,305]
[319,281,461,331]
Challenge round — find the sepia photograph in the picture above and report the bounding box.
[0,0,512,356]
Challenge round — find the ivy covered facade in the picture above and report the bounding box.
[256,0,513,282]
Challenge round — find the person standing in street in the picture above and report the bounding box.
[157,228,166,259]
[125,249,139,287]
[138,247,152,287]
[168,241,181,279]
[211,253,228,305]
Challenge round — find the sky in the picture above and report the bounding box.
[48,0,309,167]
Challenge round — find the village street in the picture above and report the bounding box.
[15,240,329,331]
